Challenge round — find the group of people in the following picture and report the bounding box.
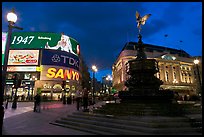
[33,87,90,113]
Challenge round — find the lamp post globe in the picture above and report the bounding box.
[106,75,112,95]
[194,59,199,65]
[91,65,97,104]
[7,9,17,23]
[92,65,97,71]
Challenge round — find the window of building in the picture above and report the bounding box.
[173,71,176,80]
[185,78,187,83]
[186,67,189,70]
[189,77,191,83]
[165,71,169,81]
[24,73,31,79]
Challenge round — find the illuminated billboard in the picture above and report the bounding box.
[2,32,8,64]
[41,49,79,71]
[40,65,80,81]
[9,32,80,55]
[8,50,40,66]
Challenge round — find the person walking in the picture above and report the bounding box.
[75,89,82,111]
[82,88,89,111]
[33,93,41,112]
[5,95,10,109]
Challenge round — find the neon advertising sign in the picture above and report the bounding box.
[40,65,80,81]
[46,67,79,81]
[9,32,80,56]
[41,49,79,71]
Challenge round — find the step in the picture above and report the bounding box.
[59,116,155,134]
[73,111,190,123]
[69,112,194,129]
[53,119,151,135]
[50,122,114,135]
[53,115,200,135]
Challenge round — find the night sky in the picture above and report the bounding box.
[2,2,202,81]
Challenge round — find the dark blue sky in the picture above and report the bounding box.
[2,2,202,81]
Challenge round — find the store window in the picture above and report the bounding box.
[7,73,13,79]
[24,73,31,79]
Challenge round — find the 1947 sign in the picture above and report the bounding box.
[11,35,35,45]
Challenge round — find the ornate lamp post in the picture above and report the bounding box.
[1,8,23,134]
[194,59,202,103]
[91,65,98,104]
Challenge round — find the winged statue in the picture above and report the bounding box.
[136,11,151,33]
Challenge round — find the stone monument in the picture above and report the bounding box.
[119,11,174,102]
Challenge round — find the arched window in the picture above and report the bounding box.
[165,71,169,81]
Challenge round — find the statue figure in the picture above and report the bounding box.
[136,11,151,33]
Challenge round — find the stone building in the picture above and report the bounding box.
[112,42,202,98]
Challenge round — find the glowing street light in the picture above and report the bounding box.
[1,8,23,134]
[106,75,112,95]
[194,59,202,102]
[91,65,97,104]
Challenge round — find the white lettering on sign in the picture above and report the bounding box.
[11,36,35,45]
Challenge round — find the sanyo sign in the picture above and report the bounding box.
[40,65,80,81]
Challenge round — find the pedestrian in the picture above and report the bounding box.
[75,89,82,110]
[82,88,89,111]
[34,93,41,112]
[5,95,10,109]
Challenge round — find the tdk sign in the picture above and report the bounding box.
[41,49,79,71]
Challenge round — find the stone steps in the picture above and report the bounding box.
[185,114,202,133]
[50,111,201,135]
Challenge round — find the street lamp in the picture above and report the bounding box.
[91,65,98,104]
[194,59,202,102]
[106,75,112,95]
[30,76,37,101]
[1,8,23,134]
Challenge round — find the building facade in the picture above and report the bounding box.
[112,42,202,99]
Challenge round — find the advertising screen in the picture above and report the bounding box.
[40,65,80,81]
[41,49,79,71]
[8,50,40,65]
[9,32,80,56]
